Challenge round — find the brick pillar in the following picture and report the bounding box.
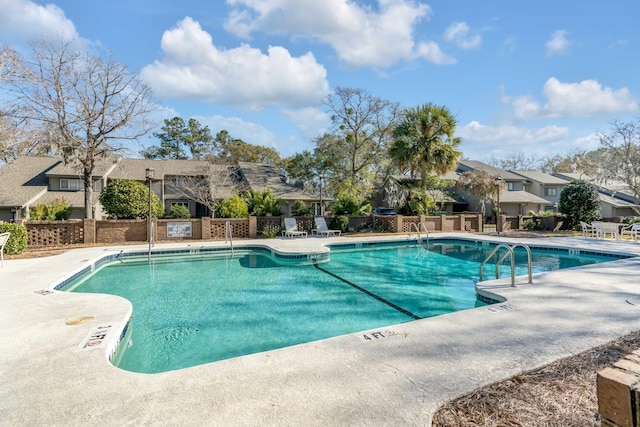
[249,216,257,238]
[440,214,447,232]
[393,215,403,233]
[201,217,211,240]
[459,214,466,231]
[83,219,96,244]
[597,351,640,426]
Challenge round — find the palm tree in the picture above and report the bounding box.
[389,103,462,193]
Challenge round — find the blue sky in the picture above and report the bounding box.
[1,0,639,162]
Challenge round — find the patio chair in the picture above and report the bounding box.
[591,221,604,239]
[0,232,9,267]
[580,221,597,238]
[621,223,640,243]
[282,217,307,239]
[599,222,621,241]
[312,217,341,237]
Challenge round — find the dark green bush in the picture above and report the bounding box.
[169,205,191,219]
[100,179,164,219]
[30,198,72,220]
[558,180,600,230]
[330,190,371,215]
[0,222,28,254]
[522,218,545,231]
[291,200,313,216]
[330,215,350,232]
[243,189,283,216]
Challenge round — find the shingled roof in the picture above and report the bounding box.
[109,159,213,180]
[237,161,318,201]
[0,157,60,208]
[46,155,121,178]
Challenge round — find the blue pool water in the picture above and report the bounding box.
[62,239,627,373]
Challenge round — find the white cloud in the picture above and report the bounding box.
[458,121,571,159]
[282,107,331,142]
[0,0,79,44]
[609,39,628,49]
[224,0,454,68]
[545,30,571,57]
[444,22,481,50]
[459,121,569,144]
[140,17,330,111]
[503,78,638,120]
[542,78,637,117]
[500,36,517,55]
[196,114,278,148]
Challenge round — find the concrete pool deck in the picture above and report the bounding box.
[2,233,640,426]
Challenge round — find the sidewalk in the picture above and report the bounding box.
[1,234,640,426]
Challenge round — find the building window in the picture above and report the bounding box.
[507,182,514,191]
[167,177,186,187]
[60,179,84,190]
[544,187,557,197]
[171,202,189,208]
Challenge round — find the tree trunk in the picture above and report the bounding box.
[84,172,93,219]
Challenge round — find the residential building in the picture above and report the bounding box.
[455,160,551,217]
[0,156,320,220]
[509,170,568,211]
[552,172,640,217]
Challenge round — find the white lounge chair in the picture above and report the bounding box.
[312,217,341,237]
[282,217,307,239]
[0,232,9,267]
[621,223,640,243]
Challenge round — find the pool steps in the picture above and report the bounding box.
[479,243,533,286]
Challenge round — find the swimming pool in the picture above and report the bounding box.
[61,238,629,373]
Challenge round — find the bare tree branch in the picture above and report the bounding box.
[3,38,156,217]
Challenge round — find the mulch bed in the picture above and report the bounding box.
[431,330,640,426]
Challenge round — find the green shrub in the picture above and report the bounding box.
[330,190,371,215]
[260,224,280,238]
[523,218,546,231]
[100,179,164,219]
[243,189,283,216]
[291,200,313,216]
[624,216,640,224]
[30,198,72,220]
[216,195,249,218]
[169,205,191,219]
[0,222,28,254]
[558,180,600,230]
[397,194,436,216]
[330,215,350,232]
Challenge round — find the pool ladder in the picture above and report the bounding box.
[410,222,429,246]
[479,243,532,286]
[225,220,234,256]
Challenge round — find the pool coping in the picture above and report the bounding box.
[2,232,640,426]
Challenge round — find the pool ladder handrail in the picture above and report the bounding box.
[479,243,532,286]
[409,222,429,246]
[225,220,234,256]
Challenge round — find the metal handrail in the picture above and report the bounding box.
[410,222,430,246]
[225,220,234,256]
[479,243,533,286]
[496,243,532,284]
